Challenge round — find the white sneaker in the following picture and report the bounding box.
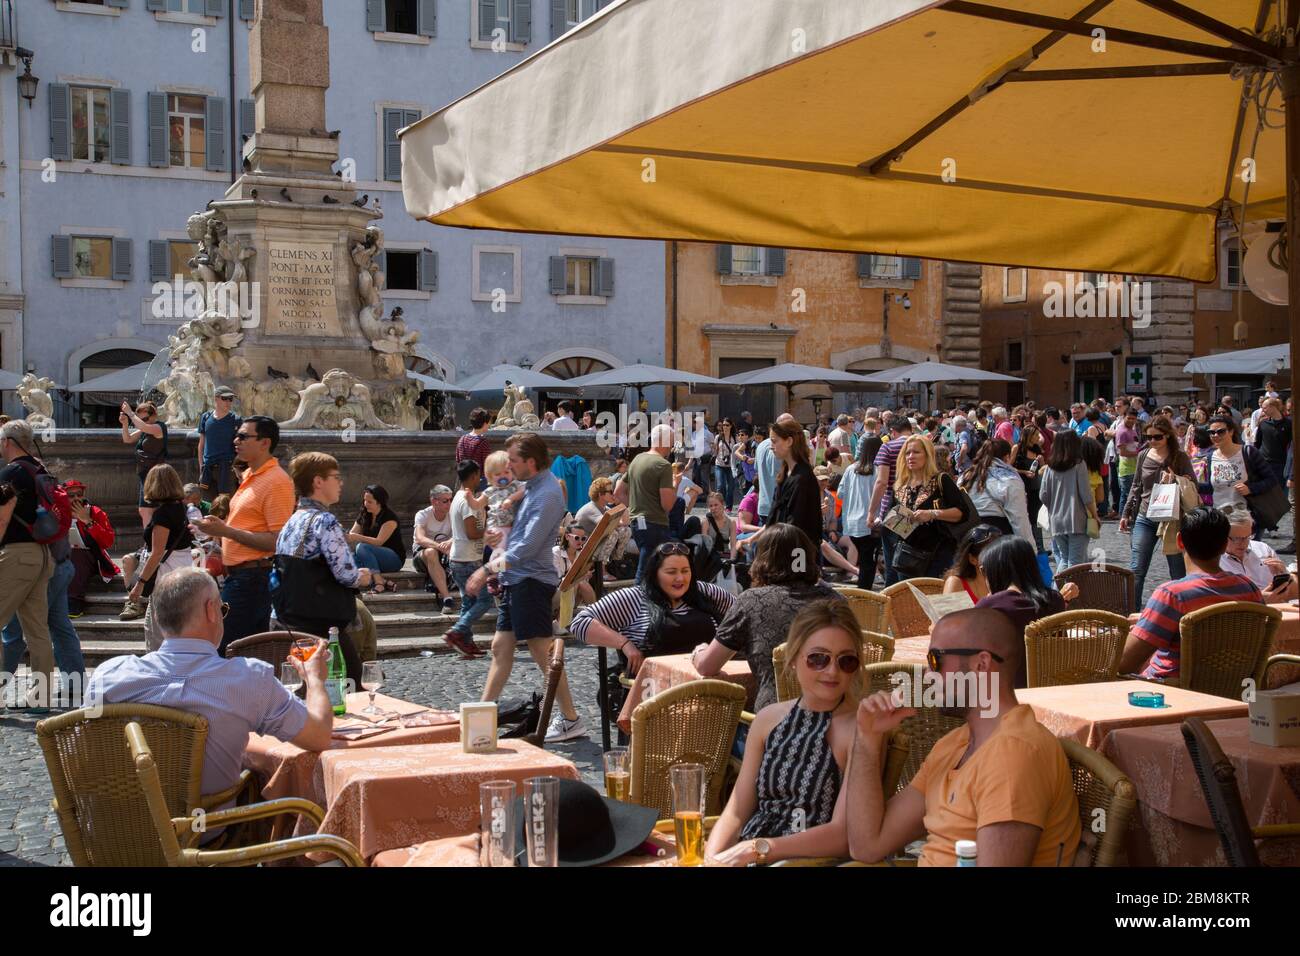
[544,713,587,743]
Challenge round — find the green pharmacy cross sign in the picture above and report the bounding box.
[1124,357,1152,396]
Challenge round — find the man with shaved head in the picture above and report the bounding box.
[846,608,1080,866]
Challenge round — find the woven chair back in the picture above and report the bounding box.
[1178,602,1281,700]
[1054,563,1135,615]
[1024,610,1128,687]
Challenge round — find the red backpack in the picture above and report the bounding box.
[12,461,73,560]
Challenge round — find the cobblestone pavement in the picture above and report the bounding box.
[1,512,1291,867]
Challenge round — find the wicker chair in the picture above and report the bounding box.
[1263,653,1300,689]
[831,586,891,634]
[1060,738,1136,867]
[882,578,945,638]
[125,721,365,866]
[772,632,894,704]
[1181,717,1300,867]
[855,662,963,794]
[1173,602,1281,700]
[36,705,255,866]
[1054,563,1135,615]
[629,680,746,819]
[1024,610,1128,687]
[226,630,313,667]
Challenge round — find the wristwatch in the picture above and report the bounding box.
[753,838,772,866]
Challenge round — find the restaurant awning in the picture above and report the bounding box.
[1183,342,1291,375]
[400,0,1281,283]
[860,360,1026,384]
[68,362,163,395]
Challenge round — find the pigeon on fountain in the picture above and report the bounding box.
[279,187,294,202]
[322,195,340,204]
[350,194,369,208]
[267,366,290,381]
[305,363,321,382]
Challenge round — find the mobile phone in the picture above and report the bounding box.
[1270,572,1293,591]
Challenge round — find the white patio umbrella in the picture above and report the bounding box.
[858,361,1026,385]
[565,361,731,407]
[405,370,470,394]
[458,364,569,393]
[1184,343,1291,376]
[68,362,163,395]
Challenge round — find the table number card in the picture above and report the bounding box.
[461,703,498,753]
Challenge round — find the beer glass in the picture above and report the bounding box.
[523,776,560,868]
[479,781,517,867]
[603,748,630,801]
[670,763,706,866]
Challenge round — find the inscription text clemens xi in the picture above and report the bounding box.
[266,241,343,336]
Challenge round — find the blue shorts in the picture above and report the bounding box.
[495,577,557,641]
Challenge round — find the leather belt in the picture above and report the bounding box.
[225,558,274,573]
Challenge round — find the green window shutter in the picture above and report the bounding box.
[366,0,384,32]
[49,83,72,162]
[110,89,131,165]
[205,0,226,17]
[597,257,615,296]
[204,96,227,171]
[148,92,169,167]
[419,249,438,291]
[146,0,167,11]
[418,0,437,36]
[902,257,922,280]
[856,254,871,278]
[240,0,255,20]
[479,0,496,40]
[112,238,133,282]
[549,256,567,295]
[550,0,566,39]
[766,248,786,276]
[52,237,74,279]
[512,0,532,43]
[149,240,172,282]
[107,0,130,9]
[239,98,255,143]
[716,244,732,275]
[383,109,403,181]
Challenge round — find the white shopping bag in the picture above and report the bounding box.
[1146,482,1180,522]
[713,564,741,595]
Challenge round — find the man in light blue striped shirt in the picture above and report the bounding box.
[87,567,334,800]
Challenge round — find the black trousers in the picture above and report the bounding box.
[849,534,881,591]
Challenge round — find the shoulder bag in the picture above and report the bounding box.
[271,512,358,629]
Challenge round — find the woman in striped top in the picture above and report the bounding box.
[569,541,735,677]
[706,600,861,866]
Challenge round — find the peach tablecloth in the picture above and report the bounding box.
[243,693,460,807]
[1267,606,1300,689]
[620,654,757,726]
[892,636,930,664]
[1016,681,1247,750]
[1101,718,1300,866]
[317,740,581,860]
[372,826,678,868]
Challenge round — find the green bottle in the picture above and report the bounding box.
[327,626,347,716]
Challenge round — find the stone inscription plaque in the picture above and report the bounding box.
[265,240,343,336]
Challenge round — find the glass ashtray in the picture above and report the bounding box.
[1128,690,1167,708]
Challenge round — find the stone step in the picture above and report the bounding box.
[78,634,500,667]
[92,566,431,594]
[82,586,447,615]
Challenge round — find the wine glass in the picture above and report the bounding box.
[280,662,303,695]
[361,661,384,715]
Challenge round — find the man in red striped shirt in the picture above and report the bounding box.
[455,408,492,488]
[1120,506,1262,681]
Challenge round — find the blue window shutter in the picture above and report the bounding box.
[49,84,71,162]
[107,0,130,9]
[112,238,133,281]
[902,257,922,280]
[766,248,786,276]
[240,98,255,143]
[716,244,732,275]
[419,249,438,292]
[240,0,256,20]
[383,110,402,180]
[856,254,871,278]
[512,0,532,43]
[147,92,169,167]
[479,0,496,40]
[550,0,566,39]
[204,96,227,171]
[597,257,615,296]
[549,256,567,295]
[376,251,387,277]
[149,240,172,282]
[146,0,167,11]
[52,237,74,279]
[109,89,131,165]
[418,0,436,36]
[205,0,226,17]
[404,109,422,129]
[366,0,384,32]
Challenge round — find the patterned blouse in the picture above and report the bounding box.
[740,700,842,840]
[569,582,736,650]
[275,498,362,588]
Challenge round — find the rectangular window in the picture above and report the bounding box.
[565,256,595,295]
[387,250,419,290]
[386,0,417,32]
[72,237,114,279]
[1225,245,1244,289]
[1007,341,1023,371]
[479,251,515,296]
[1003,267,1027,303]
[869,256,903,280]
[730,245,764,276]
[168,93,206,168]
[169,241,197,278]
[166,0,205,12]
[71,86,111,163]
[566,0,597,25]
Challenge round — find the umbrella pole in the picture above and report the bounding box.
[1285,63,1300,477]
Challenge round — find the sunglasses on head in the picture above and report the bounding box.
[927,647,1004,671]
[804,651,860,674]
[657,542,691,558]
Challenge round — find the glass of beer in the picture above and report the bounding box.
[290,638,318,662]
[523,776,560,868]
[670,763,706,867]
[479,781,517,867]
[603,747,630,801]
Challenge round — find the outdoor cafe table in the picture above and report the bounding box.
[315,739,581,860]
[1125,605,1300,689]
[1016,681,1247,750]
[243,693,460,809]
[1100,718,1300,866]
[619,654,757,726]
[372,822,682,868]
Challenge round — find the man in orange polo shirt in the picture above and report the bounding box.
[192,416,295,654]
[846,608,1081,866]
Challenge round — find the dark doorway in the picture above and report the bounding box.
[719,357,775,428]
[1074,358,1113,405]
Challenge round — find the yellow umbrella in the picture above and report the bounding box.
[400,0,1300,388]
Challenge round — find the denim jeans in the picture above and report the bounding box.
[1051,532,1090,574]
[219,567,272,655]
[2,557,85,684]
[449,560,494,637]
[1118,473,1135,517]
[881,528,900,586]
[355,542,403,572]
[1130,514,1186,611]
[714,466,736,509]
[632,521,674,584]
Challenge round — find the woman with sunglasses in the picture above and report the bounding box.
[119,400,168,530]
[347,484,405,587]
[694,524,842,711]
[706,599,860,866]
[713,418,737,508]
[942,524,1002,601]
[1118,415,1198,608]
[1038,429,1099,573]
[551,520,596,608]
[1194,414,1281,540]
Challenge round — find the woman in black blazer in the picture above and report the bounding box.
[767,419,823,549]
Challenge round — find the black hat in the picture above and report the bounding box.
[513,779,658,867]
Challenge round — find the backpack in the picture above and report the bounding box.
[12,460,73,562]
[967,426,988,459]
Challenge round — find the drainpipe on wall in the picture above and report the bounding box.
[229,8,238,186]
[671,241,678,409]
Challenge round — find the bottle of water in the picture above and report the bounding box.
[326,626,347,716]
[955,839,977,867]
